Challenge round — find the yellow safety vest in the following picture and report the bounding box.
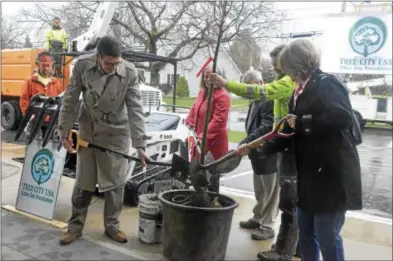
[45,29,67,50]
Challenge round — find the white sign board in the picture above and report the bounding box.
[16,140,67,220]
[321,13,392,75]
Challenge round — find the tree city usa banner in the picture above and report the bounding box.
[320,12,392,75]
[16,140,67,220]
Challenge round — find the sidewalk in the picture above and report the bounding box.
[1,211,141,260]
[2,142,392,260]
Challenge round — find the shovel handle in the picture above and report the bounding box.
[68,129,89,153]
[68,130,172,167]
[202,150,238,169]
[247,117,295,150]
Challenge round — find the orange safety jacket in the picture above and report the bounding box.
[20,74,64,118]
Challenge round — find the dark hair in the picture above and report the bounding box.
[97,36,122,58]
[269,44,286,58]
[38,51,52,58]
[36,51,53,63]
[53,17,61,21]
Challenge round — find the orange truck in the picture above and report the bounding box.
[1,48,71,130]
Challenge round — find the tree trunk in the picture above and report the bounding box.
[150,65,160,86]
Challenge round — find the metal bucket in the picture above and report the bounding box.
[138,194,163,244]
[159,189,238,261]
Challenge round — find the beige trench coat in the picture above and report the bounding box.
[57,53,146,192]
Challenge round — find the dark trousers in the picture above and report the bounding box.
[274,152,299,256]
[49,47,63,76]
[274,176,299,256]
[297,207,346,261]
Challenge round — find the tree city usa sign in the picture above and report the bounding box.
[16,140,67,220]
[321,13,392,75]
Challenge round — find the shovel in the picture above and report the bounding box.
[67,129,191,181]
[190,117,295,187]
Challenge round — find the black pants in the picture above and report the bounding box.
[49,47,63,76]
[274,152,299,256]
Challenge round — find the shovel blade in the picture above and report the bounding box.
[170,153,190,182]
[190,158,209,188]
[207,149,241,175]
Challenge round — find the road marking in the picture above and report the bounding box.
[221,171,253,181]
[220,186,255,199]
[220,186,392,225]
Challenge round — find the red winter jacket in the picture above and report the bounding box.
[185,87,230,160]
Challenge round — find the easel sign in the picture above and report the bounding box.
[15,139,67,220]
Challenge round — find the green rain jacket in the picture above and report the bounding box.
[228,75,296,128]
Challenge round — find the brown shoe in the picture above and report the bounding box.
[105,229,128,243]
[59,230,80,245]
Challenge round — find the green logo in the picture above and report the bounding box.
[349,16,387,57]
[31,149,55,185]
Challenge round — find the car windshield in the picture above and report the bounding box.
[145,113,180,132]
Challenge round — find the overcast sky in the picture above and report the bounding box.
[1,1,357,49]
[2,1,345,18]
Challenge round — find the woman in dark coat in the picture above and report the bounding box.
[261,39,362,261]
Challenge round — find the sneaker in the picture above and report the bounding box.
[59,230,81,245]
[105,229,128,243]
[251,227,275,240]
[239,219,260,229]
[257,250,292,261]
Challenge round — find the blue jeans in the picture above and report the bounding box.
[297,207,346,261]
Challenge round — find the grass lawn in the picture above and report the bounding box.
[228,130,247,143]
[163,96,249,110]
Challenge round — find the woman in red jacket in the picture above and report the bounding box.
[185,67,230,193]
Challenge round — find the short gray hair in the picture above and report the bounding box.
[279,39,320,80]
[241,68,263,84]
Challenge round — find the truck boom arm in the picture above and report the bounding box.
[72,2,119,51]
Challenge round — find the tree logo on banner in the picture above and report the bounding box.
[31,149,55,185]
[349,16,387,57]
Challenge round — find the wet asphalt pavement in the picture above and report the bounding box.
[2,119,392,218]
[222,128,393,219]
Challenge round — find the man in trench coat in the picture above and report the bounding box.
[57,36,149,245]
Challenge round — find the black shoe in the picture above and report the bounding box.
[239,219,260,229]
[257,250,292,261]
[251,227,275,240]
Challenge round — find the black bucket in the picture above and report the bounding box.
[159,189,238,261]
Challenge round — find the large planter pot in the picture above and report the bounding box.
[159,189,238,261]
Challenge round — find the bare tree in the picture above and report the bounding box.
[18,1,283,84]
[228,32,262,73]
[1,16,24,49]
[258,57,276,83]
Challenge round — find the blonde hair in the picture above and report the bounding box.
[278,39,320,80]
[199,66,213,90]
